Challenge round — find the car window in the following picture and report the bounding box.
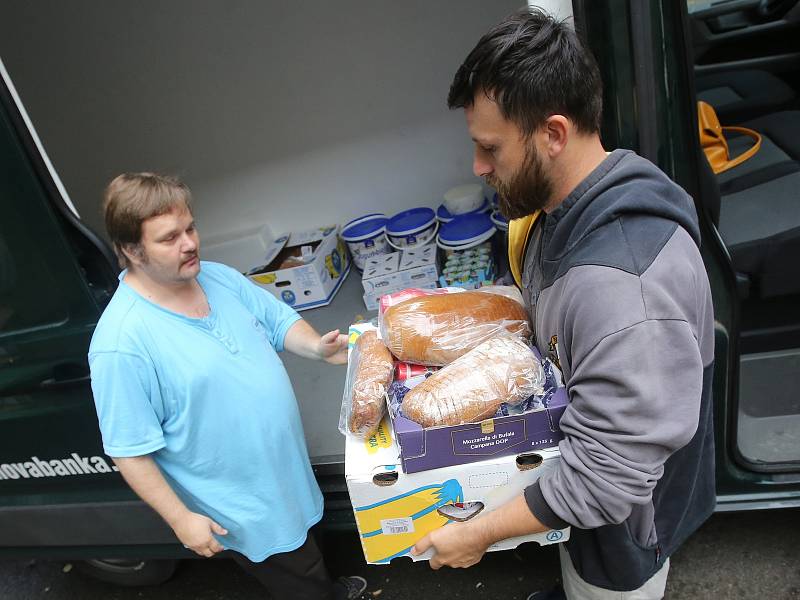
[0,218,68,335]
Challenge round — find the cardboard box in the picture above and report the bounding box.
[362,283,437,312]
[345,418,569,565]
[360,247,439,310]
[244,225,351,311]
[390,386,567,474]
[347,323,567,474]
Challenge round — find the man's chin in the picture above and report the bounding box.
[498,202,532,221]
[499,196,549,220]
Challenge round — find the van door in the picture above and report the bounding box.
[0,64,177,553]
[0,91,111,494]
[574,0,800,508]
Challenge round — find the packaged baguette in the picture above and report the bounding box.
[379,287,530,365]
[401,335,545,428]
[340,330,395,438]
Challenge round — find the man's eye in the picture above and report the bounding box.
[482,145,496,154]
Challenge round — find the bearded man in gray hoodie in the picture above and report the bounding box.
[412,9,715,600]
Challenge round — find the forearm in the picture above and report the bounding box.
[472,494,549,545]
[283,319,323,359]
[113,455,190,529]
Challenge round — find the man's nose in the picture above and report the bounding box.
[181,233,197,251]
[473,152,492,178]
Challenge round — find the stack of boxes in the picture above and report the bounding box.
[360,246,439,310]
[344,323,570,565]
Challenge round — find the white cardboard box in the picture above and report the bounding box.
[240,225,350,311]
[346,419,568,565]
[360,246,439,310]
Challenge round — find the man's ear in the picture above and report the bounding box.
[120,243,145,268]
[543,115,569,158]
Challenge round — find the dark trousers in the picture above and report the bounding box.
[229,533,336,600]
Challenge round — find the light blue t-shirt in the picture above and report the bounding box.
[88,261,324,562]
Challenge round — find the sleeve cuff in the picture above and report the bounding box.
[104,438,166,458]
[525,480,569,530]
[274,313,303,352]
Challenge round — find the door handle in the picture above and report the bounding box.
[39,363,90,389]
[39,373,91,389]
[0,362,89,394]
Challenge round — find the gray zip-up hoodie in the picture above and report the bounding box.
[521,149,716,591]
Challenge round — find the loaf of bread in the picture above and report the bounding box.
[380,290,531,365]
[401,335,544,428]
[348,330,395,437]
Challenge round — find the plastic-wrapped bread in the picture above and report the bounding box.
[379,288,531,366]
[401,335,544,427]
[346,331,394,437]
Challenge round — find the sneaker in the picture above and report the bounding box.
[335,575,369,600]
[526,585,567,600]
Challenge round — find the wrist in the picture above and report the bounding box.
[470,515,497,549]
[164,506,192,529]
[315,339,327,360]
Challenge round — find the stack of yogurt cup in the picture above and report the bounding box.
[436,212,497,289]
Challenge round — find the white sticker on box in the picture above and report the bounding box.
[380,518,415,535]
[468,471,509,489]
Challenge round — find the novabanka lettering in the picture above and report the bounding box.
[0,453,117,480]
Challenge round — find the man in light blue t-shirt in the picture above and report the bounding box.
[89,173,368,600]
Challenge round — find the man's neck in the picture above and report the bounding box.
[544,136,608,213]
[124,270,208,318]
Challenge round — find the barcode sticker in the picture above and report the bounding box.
[380,518,414,535]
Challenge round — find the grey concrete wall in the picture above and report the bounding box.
[0,1,522,243]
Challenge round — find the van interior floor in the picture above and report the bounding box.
[737,348,800,466]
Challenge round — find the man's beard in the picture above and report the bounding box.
[487,145,553,220]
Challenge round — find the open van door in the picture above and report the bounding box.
[572,0,800,509]
[0,60,185,582]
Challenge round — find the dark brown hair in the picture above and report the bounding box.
[103,172,192,266]
[448,7,602,136]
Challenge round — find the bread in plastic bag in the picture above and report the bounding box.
[400,334,545,427]
[339,330,394,438]
[378,286,531,366]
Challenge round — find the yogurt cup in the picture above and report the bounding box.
[340,213,390,271]
[385,207,438,251]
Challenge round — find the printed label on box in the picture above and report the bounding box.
[451,419,527,456]
[380,518,415,535]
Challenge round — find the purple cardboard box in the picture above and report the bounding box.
[389,386,568,474]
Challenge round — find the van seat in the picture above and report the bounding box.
[696,69,795,123]
[716,111,800,298]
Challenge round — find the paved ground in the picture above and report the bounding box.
[2,508,799,599]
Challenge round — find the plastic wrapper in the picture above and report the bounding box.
[378,286,531,366]
[378,287,454,313]
[394,361,439,382]
[400,335,546,428]
[339,330,394,438]
[474,284,526,306]
[388,356,561,423]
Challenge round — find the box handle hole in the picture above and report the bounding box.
[436,501,485,522]
[516,453,543,471]
[372,472,398,487]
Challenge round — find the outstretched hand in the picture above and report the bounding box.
[318,329,348,364]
